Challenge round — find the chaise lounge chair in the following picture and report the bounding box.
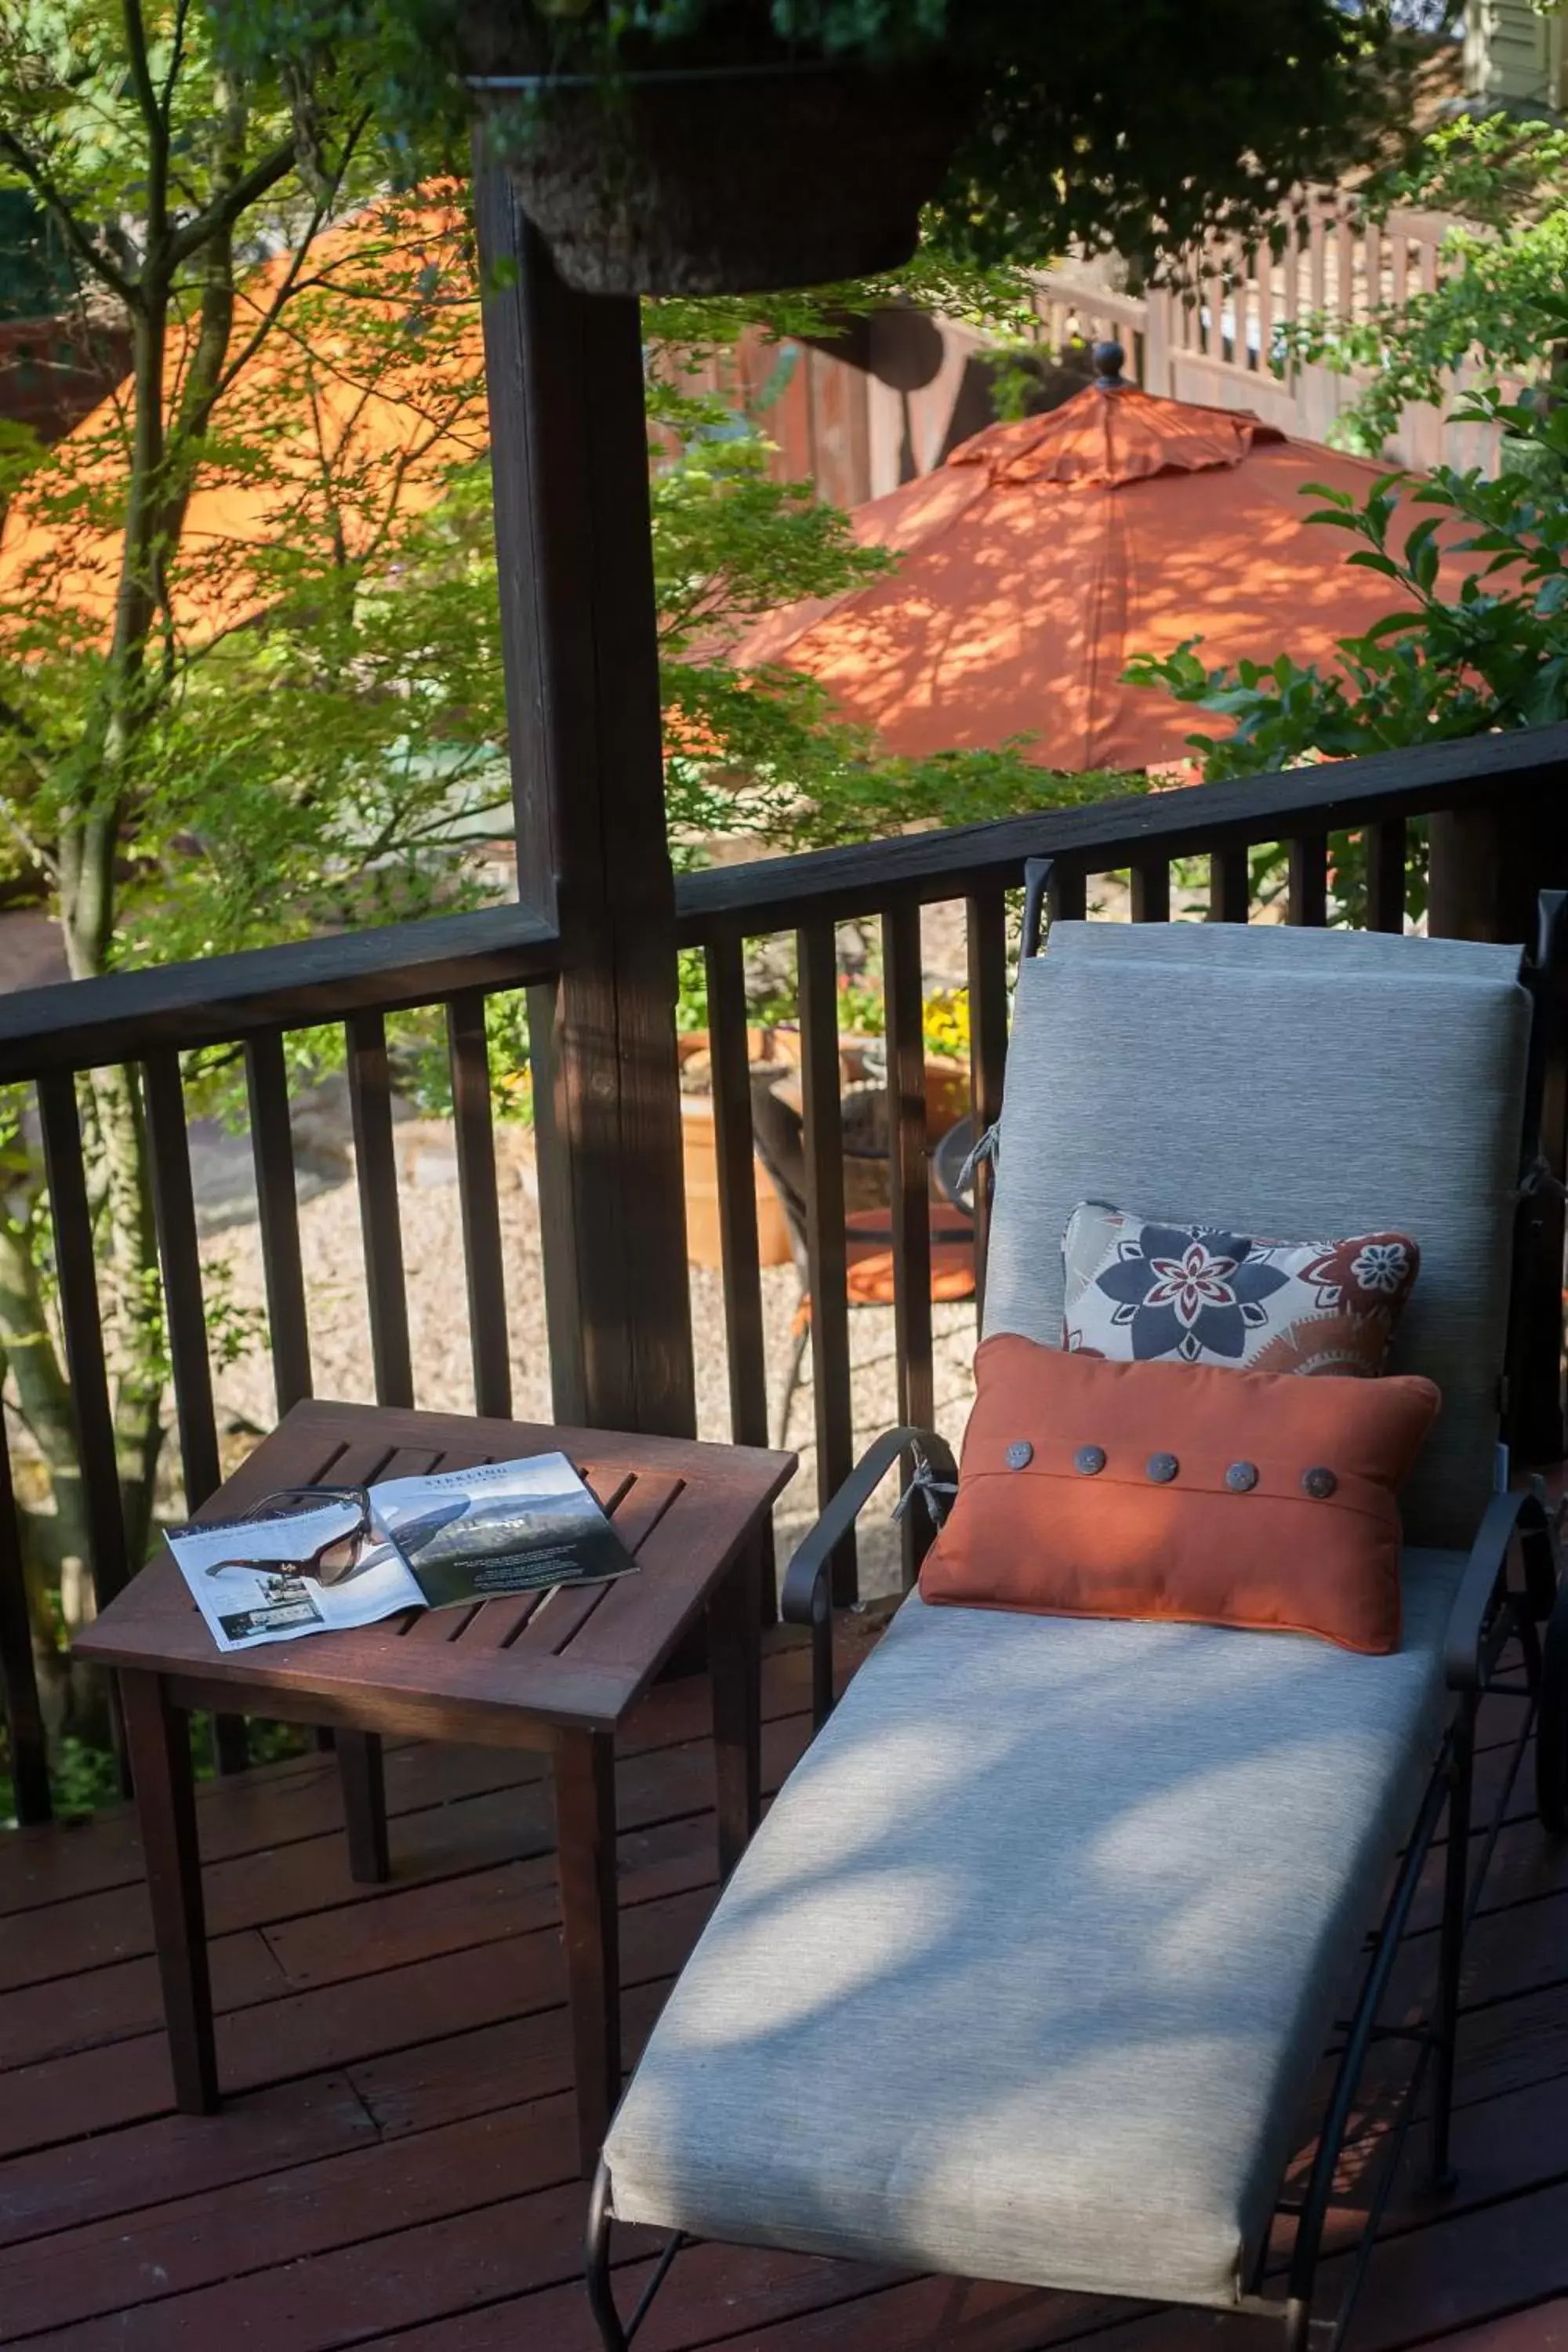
[586,877,1568,2352]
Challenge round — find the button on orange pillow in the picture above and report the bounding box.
[919,1336,1442,1653]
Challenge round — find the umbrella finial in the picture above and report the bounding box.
[1091,339,1127,390]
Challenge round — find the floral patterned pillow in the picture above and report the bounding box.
[1062,1201,1421,1378]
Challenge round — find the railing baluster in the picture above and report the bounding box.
[1048,865,1087,924]
[885,901,933,1581]
[1210,844,1250,923]
[37,1072,130,1613]
[706,932,776,1624]
[445,993,510,1421]
[347,1010,413,1409]
[965,887,1008,1323]
[143,1051,220,1510]
[1131,858,1171,923]
[1287,832,1328,927]
[0,1414,49,1824]
[706,935,768,1450]
[144,1050,249,1777]
[1367,819,1406,935]
[244,1032,312,1416]
[799,921,856,1603]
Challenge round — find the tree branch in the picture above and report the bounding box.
[160,0,192,127]
[122,0,168,222]
[0,129,139,310]
[163,138,301,272]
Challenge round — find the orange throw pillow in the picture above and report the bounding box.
[919,1336,1441,1653]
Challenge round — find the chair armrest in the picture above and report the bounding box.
[1445,1486,1557,1692]
[780,1425,958,1731]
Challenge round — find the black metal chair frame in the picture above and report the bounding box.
[586,882,1568,2352]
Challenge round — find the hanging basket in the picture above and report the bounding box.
[463,56,973,296]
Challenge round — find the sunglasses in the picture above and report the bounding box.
[204,1486,375,1586]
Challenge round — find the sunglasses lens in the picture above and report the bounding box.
[249,1494,308,1523]
[316,1535,361,1577]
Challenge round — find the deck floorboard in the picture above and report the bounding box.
[0,1615,1563,2352]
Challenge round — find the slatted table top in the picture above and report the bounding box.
[76,1401,796,1736]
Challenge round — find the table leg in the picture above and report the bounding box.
[709,1532,763,1885]
[336,1730,390,1884]
[120,1670,220,2114]
[553,1727,620,2179]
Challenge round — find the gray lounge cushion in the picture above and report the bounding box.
[982,927,1530,1548]
[604,1551,1465,2306]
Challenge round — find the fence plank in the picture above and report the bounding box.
[965,888,1008,1324]
[36,1073,131,1624]
[1337,211,1357,321]
[347,1011,413,1410]
[1288,832,1329,928]
[445,993,510,1421]
[884,901,933,1580]
[1367,819,1407,935]
[244,1033,312,1417]
[799,921,855,1603]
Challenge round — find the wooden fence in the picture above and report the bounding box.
[683,185,1523,506]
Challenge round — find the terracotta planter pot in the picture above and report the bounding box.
[461,44,971,296]
[681,1094,795,1270]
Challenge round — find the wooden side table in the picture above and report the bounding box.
[75,1399,794,2175]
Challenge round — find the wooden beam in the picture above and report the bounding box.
[475,169,695,1439]
[0,903,558,1083]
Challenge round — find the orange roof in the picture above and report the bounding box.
[730,382,1473,771]
[0,192,485,644]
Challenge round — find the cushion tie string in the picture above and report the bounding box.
[1517,1148,1566,1203]
[892,1446,958,1529]
[956,1121,1000,1198]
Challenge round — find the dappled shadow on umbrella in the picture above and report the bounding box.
[727,371,1482,772]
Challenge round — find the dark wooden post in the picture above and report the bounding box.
[1428,786,1568,946]
[475,168,696,1439]
[1430,786,1568,1465]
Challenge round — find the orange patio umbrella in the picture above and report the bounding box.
[729,360,1466,772]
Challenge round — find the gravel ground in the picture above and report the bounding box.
[201,1126,981,1603]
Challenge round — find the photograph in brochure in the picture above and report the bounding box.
[165,1453,637,1654]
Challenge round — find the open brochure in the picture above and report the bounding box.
[166,1452,638,1653]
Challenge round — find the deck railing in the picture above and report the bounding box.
[0,724,1565,1823]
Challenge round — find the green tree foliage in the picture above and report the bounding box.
[0,8,1110,1759]
[1125,393,1568,774]
[1124,388,1568,920]
[228,0,1417,270]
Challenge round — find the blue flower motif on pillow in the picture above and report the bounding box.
[1094,1224,1291,1363]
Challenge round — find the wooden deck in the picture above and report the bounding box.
[0,1617,1565,2352]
